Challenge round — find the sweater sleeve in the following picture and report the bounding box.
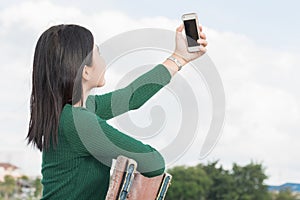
[63,107,165,177]
[85,64,172,120]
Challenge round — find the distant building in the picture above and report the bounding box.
[0,162,21,181]
[269,183,300,198]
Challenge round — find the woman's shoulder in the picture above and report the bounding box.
[59,103,106,140]
[61,103,105,125]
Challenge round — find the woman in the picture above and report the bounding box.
[26,23,207,199]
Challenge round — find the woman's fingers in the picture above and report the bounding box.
[198,23,207,47]
[199,24,203,32]
[200,32,206,40]
[197,39,208,47]
[176,23,184,32]
[199,45,207,53]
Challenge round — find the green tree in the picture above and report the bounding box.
[165,165,212,200]
[231,162,271,200]
[33,177,42,198]
[272,188,298,200]
[0,175,16,200]
[19,175,29,181]
[164,161,272,200]
[202,161,238,200]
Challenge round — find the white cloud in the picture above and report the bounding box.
[193,26,300,184]
[0,1,82,33]
[0,0,300,185]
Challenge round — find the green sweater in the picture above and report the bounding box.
[41,64,172,200]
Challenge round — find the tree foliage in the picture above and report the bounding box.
[271,188,298,200]
[166,165,212,200]
[0,175,16,200]
[0,175,42,199]
[33,177,42,198]
[165,161,292,200]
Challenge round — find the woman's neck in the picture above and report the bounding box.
[73,86,91,108]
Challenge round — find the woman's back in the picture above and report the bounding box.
[41,105,110,200]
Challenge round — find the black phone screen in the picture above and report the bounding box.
[184,19,200,47]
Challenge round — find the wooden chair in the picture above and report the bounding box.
[105,155,172,200]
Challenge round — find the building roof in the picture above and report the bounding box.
[0,162,18,170]
[269,183,300,193]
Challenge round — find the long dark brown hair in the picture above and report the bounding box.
[26,24,94,151]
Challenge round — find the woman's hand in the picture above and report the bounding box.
[172,23,208,65]
[162,23,208,76]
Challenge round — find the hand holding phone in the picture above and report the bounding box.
[171,13,207,65]
[182,13,201,52]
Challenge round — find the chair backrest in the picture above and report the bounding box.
[105,155,172,200]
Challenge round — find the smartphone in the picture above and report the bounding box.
[181,13,201,52]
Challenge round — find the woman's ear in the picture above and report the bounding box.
[82,65,91,81]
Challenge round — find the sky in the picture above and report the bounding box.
[0,0,299,185]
